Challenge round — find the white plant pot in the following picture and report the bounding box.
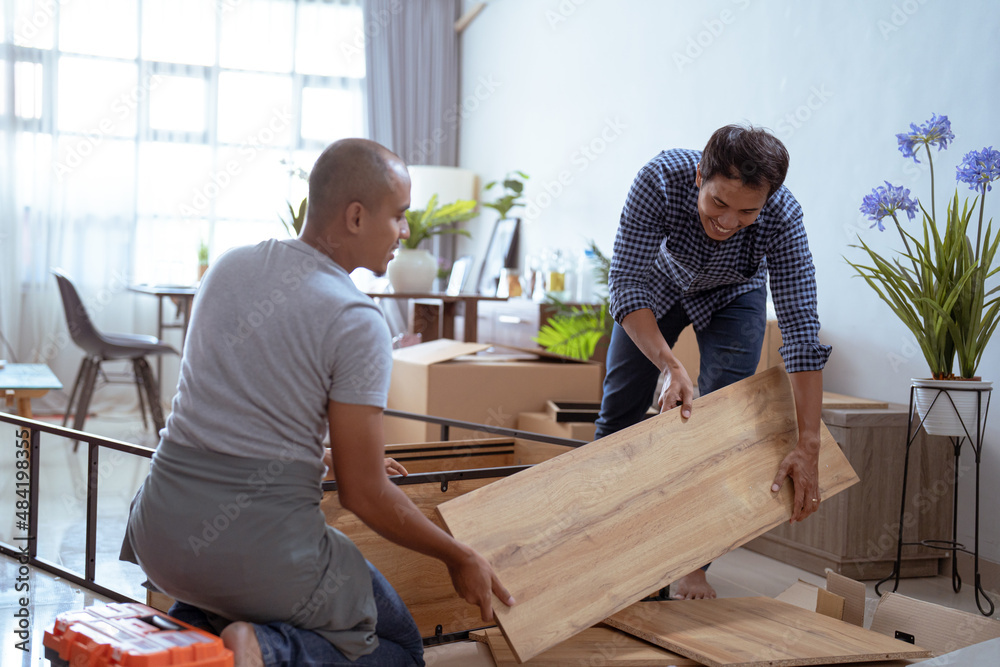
[387,248,437,293]
[911,378,993,438]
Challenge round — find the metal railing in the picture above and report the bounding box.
[2,409,587,605]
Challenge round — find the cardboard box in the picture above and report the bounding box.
[385,340,602,444]
[514,411,595,465]
[777,570,1000,660]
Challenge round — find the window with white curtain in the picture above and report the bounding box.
[5,0,366,286]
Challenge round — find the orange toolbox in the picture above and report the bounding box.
[43,602,233,666]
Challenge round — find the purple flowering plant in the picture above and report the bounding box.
[848,114,1000,379]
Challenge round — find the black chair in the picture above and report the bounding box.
[52,269,178,436]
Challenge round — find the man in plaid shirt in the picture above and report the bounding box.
[596,124,831,600]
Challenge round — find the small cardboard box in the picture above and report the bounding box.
[514,411,596,465]
[385,340,602,443]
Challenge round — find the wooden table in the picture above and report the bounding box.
[366,292,506,342]
[0,363,63,419]
[129,284,198,387]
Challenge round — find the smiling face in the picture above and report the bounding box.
[695,165,769,241]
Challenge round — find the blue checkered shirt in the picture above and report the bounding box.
[608,149,831,373]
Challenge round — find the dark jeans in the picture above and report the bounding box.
[595,287,766,580]
[169,561,424,666]
[595,286,767,439]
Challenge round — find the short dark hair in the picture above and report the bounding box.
[307,138,402,224]
[699,124,789,199]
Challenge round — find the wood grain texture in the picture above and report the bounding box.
[384,438,514,473]
[822,392,889,410]
[605,598,930,667]
[483,626,701,666]
[322,476,505,637]
[436,368,860,663]
[746,410,953,580]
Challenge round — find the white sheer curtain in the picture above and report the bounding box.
[1,0,366,412]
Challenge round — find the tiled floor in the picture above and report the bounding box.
[2,406,996,666]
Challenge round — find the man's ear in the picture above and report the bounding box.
[344,201,365,235]
[695,163,702,189]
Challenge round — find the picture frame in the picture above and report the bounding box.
[476,218,520,296]
[445,255,474,296]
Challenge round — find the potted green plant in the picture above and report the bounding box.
[847,114,999,435]
[535,241,613,361]
[387,194,478,293]
[197,240,210,280]
[482,170,529,220]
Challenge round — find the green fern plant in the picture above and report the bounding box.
[534,241,613,360]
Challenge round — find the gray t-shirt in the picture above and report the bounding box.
[163,237,392,466]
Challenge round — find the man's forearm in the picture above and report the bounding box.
[788,369,823,449]
[621,308,678,372]
[345,477,472,566]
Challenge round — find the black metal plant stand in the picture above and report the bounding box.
[875,384,995,616]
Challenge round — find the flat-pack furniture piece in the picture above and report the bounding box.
[437,367,860,662]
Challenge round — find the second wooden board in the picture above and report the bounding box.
[436,368,860,662]
[605,597,930,666]
[483,625,702,666]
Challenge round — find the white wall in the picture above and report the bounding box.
[457,0,1000,563]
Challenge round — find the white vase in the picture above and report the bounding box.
[911,378,993,438]
[387,248,437,293]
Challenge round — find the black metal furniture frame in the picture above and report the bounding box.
[1,409,588,645]
[875,384,995,616]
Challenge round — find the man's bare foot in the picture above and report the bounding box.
[672,569,716,600]
[221,622,265,667]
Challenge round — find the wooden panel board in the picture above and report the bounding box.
[322,476,505,637]
[869,592,1000,656]
[384,438,515,473]
[436,368,860,662]
[822,392,889,410]
[483,626,702,666]
[605,598,930,667]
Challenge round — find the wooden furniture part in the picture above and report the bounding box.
[0,363,63,420]
[436,367,860,663]
[475,300,589,350]
[384,438,514,474]
[744,405,953,580]
[370,292,506,343]
[482,625,701,666]
[605,597,930,667]
[128,284,197,391]
[321,464,519,638]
